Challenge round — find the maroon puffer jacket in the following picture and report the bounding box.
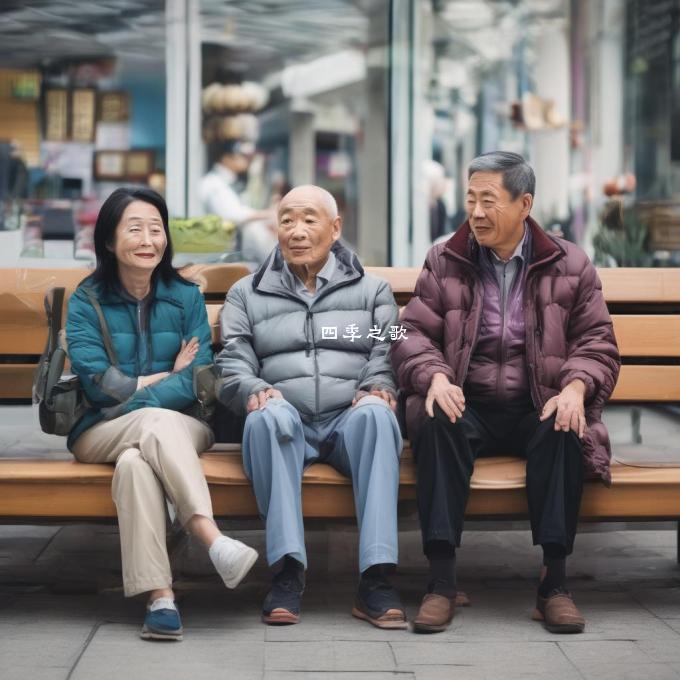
[392,217,621,483]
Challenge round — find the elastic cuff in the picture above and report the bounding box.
[561,372,595,401]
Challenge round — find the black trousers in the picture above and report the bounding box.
[413,401,584,556]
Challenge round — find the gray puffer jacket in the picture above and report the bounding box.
[215,241,398,422]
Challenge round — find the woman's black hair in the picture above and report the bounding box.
[90,187,187,291]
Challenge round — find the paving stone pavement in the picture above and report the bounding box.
[1,404,679,678]
[0,522,679,680]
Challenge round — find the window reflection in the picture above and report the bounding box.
[195,0,390,266]
[412,0,680,267]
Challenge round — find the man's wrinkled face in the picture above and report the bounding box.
[465,171,531,252]
[278,189,341,270]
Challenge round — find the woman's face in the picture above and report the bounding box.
[111,200,167,273]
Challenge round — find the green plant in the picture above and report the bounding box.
[593,209,650,267]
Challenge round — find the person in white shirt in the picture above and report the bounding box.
[199,140,276,264]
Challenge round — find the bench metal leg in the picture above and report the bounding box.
[631,407,642,444]
[677,522,680,565]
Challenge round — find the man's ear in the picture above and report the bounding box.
[521,193,533,219]
[331,215,342,242]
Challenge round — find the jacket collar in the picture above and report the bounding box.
[252,240,364,298]
[443,216,564,270]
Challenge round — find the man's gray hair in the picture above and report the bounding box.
[468,151,535,198]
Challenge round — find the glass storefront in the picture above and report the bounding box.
[0,0,167,264]
[192,0,390,265]
[404,0,680,266]
[0,0,678,268]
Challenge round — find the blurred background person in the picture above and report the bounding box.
[425,160,451,243]
[199,140,276,264]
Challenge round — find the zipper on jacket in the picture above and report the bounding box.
[137,300,153,375]
[305,309,321,420]
[497,264,507,401]
[259,283,353,421]
[305,310,312,357]
[136,302,146,375]
[524,281,543,410]
[126,303,141,376]
[146,300,155,373]
[459,277,484,384]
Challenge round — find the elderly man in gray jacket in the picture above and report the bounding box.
[215,185,405,629]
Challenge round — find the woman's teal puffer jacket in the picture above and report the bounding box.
[65,274,212,451]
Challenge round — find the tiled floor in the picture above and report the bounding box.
[1,404,679,679]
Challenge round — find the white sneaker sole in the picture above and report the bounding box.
[221,546,259,589]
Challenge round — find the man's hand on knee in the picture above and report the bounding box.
[426,373,466,422]
[540,379,586,438]
[352,387,397,412]
[247,388,283,412]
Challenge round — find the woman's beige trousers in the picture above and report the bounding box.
[72,407,214,597]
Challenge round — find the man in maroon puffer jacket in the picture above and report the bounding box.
[392,151,620,635]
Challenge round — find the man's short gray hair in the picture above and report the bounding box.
[468,151,535,198]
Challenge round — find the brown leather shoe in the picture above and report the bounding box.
[532,589,585,634]
[413,593,456,633]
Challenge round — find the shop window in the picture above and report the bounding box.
[0,2,166,265]
[192,0,390,266]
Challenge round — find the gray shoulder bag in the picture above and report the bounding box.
[34,287,117,436]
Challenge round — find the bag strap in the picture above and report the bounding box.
[44,287,65,356]
[82,288,119,367]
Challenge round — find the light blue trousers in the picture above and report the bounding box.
[241,396,403,573]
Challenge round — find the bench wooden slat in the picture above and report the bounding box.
[612,365,680,401]
[613,315,680,356]
[0,327,46,355]
[599,268,680,303]
[365,267,422,295]
[3,268,680,311]
[0,268,89,292]
[208,303,221,344]
[0,364,35,399]
[13,310,680,366]
[4,354,679,403]
[178,263,252,295]
[207,306,680,358]
[3,455,680,520]
[366,267,680,303]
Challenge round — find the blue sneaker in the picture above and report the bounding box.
[352,572,407,630]
[262,560,305,625]
[141,598,183,641]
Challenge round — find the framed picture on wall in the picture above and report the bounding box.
[71,88,96,142]
[98,91,129,122]
[44,88,69,141]
[94,150,126,180]
[125,150,155,180]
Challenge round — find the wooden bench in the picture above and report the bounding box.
[1,264,680,561]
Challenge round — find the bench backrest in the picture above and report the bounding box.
[3,264,680,403]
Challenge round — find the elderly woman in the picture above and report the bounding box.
[66,187,257,641]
